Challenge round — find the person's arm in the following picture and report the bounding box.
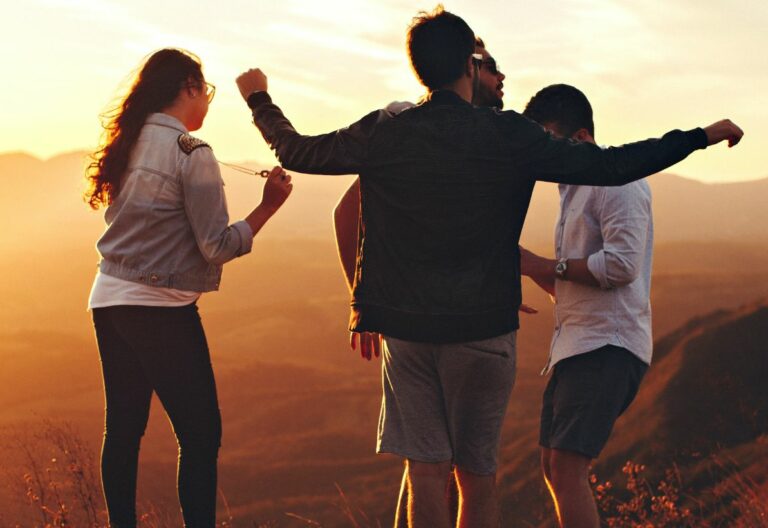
[506,113,743,186]
[182,150,291,265]
[521,183,652,291]
[584,184,652,290]
[236,69,387,175]
[521,249,597,293]
[333,179,386,360]
[333,178,361,293]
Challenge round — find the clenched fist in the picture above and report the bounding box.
[236,68,268,101]
[703,119,744,148]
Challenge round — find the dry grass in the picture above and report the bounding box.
[591,458,767,528]
[3,421,766,527]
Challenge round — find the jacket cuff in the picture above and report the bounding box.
[686,128,708,150]
[247,91,272,109]
[232,220,254,256]
[586,251,613,290]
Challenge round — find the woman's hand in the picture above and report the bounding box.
[261,166,293,212]
[245,166,292,236]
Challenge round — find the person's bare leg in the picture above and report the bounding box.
[396,464,458,527]
[406,459,452,528]
[448,469,459,522]
[549,448,599,528]
[541,447,563,524]
[395,464,408,528]
[454,465,500,528]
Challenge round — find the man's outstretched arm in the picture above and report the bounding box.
[236,69,386,175]
[507,114,743,186]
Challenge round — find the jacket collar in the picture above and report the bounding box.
[145,112,188,133]
[425,89,473,107]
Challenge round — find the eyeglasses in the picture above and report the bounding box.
[204,82,216,103]
[187,81,216,103]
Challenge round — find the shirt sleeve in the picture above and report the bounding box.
[586,183,652,289]
[181,148,254,265]
[504,111,708,186]
[250,92,389,175]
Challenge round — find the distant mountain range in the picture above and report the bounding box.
[520,173,768,248]
[2,151,767,253]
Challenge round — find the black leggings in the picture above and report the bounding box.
[92,304,221,528]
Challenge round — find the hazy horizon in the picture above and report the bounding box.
[3,0,766,184]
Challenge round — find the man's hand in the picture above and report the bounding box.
[350,331,382,361]
[520,246,556,296]
[236,68,268,101]
[703,119,744,147]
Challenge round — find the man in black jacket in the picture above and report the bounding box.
[235,7,742,528]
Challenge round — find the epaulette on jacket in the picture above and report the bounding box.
[177,133,211,155]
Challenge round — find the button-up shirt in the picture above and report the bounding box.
[547,178,653,372]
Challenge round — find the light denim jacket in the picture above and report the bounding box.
[97,113,253,292]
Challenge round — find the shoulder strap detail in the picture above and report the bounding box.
[177,133,211,155]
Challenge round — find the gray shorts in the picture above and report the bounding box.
[540,345,648,459]
[376,331,516,475]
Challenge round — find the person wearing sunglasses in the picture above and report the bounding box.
[332,35,516,528]
[85,48,292,528]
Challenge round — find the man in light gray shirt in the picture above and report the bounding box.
[521,84,653,528]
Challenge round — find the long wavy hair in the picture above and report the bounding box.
[85,48,203,209]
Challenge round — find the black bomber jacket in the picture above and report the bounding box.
[249,89,707,343]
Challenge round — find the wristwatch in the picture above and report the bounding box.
[554,258,568,280]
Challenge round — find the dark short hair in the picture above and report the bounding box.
[407,5,476,91]
[523,84,595,137]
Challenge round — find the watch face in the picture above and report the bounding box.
[556,262,567,273]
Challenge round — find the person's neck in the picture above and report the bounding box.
[161,105,192,130]
[440,77,473,103]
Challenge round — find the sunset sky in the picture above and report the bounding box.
[2,0,766,183]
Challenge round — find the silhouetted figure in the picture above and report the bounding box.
[235,6,741,526]
[85,48,292,528]
[521,84,653,528]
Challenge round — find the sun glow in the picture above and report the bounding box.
[1,0,766,182]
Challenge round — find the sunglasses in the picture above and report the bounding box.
[471,54,501,76]
[480,58,500,76]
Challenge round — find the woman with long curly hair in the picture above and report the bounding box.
[85,48,292,527]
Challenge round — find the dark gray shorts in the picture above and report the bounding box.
[540,345,648,459]
[377,332,517,475]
